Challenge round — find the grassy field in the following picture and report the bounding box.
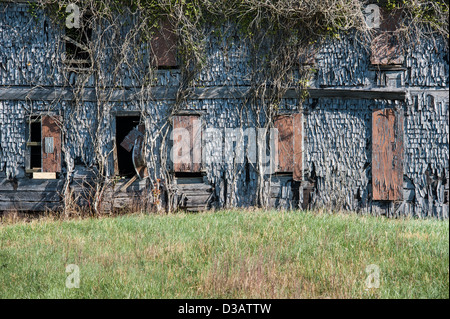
[0,210,448,299]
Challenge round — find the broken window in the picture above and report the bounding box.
[115,116,147,179]
[273,113,302,181]
[64,12,92,70]
[151,19,178,68]
[26,115,62,179]
[372,109,404,201]
[172,115,202,173]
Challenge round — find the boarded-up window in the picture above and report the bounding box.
[370,8,403,65]
[173,116,201,172]
[372,109,403,200]
[151,19,177,68]
[274,114,302,181]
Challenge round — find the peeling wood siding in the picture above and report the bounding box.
[0,3,64,86]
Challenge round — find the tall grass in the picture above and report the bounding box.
[0,210,448,298]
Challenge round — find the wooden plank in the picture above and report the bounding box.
[33,172,57,179]
[26,142,41,147]
[0,201,61,212]
[118,175,138,192]
[372,109,404,200]
[174,176,204,184]
[132,124,148,179]
[112,178,147,192]
[304,88,406,100]
[41,115,62,173]
[274,115,294,173]
[120,127,143,152]
[0,191,61,202]
[182,194,212,203]
[175,183,212,192]
[151,19,177,67]
[0,179,64,192]
[173,116,202,172]
[175,190,213,196]
[293,113,302,181]
[26,168,41,174]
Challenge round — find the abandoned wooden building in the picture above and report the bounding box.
[0,1,449,217]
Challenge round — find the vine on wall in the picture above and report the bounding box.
[27,0,448,214]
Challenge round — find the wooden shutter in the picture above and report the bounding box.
[372,109,404,200]
[120,124,145,152]
[41,115,62,173]
[173,116,201,172]
[274,113,302,181]
[151,19,177,68]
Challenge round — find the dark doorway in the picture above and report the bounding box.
[116,116,141,177]
[29,117,42,170]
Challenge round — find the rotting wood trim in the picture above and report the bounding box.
[0,86,408,101]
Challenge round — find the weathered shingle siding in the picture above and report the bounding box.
[315,36,374,87]
[0,101,26,178]
[406,38,449,87]
[404,94,449,218]
[0,3,64,86]
[0,3,448,217]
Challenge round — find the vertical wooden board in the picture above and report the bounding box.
[112,117,119,176]
[293,113,302,181]
[372,109,404,200]
[132,124,148,179]
[151,19,177,67]
[173,116,201,172]
[191,117,202,172]
[274,115,294,172]
[41,115,61,173]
